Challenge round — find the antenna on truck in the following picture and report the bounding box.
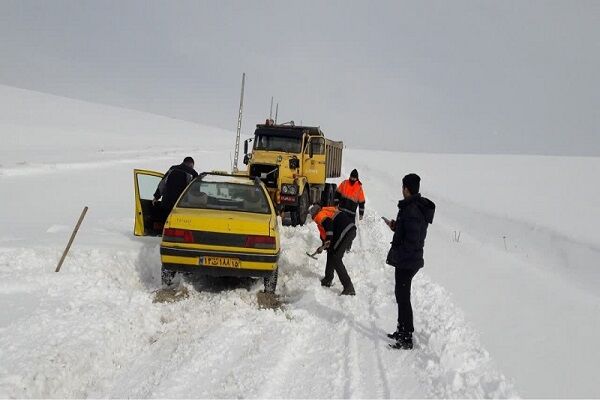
[269,96,274,120]
[275,103,279,124]
[232,72,245,173]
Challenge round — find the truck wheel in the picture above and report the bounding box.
[289,210,299,227]
[321,183,337,206]
[263,266,279,293]
[297,188,309,225]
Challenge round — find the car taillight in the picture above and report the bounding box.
[163,228,194,243]
[245,235,276,249]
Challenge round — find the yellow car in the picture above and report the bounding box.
[134,170,280,293]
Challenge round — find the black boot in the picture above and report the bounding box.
[387,330,401,340]
[387,325,404,340]
[340,286,356,296]
[389,332,413,350]
[320,278,332,287]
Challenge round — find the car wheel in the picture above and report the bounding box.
[263,266,279,293]
[161,267,176,287]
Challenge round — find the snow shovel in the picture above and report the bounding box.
[306,244,327,259]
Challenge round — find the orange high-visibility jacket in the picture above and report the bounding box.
[314,206,339,242]
[335,179,366,217]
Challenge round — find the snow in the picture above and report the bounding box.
[347,151,600,397]
[0,84,598,398]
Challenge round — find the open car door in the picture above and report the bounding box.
[134,169,165,236]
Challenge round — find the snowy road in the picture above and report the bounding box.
[1,85,599,398]
[0,149,512,398]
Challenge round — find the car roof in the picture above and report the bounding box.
[199,173,256,186]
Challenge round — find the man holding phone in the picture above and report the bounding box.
[383,174,435,350]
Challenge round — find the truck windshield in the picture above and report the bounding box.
[254,134,302,153]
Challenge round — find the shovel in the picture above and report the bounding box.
[306,244,327,260]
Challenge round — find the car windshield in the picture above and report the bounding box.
[177,180,271,214]
[254,134,302,153]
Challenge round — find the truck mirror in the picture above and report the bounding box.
[243,154,250,165]
[244,140,249,155]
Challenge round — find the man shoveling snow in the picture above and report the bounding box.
[308,204,357,296]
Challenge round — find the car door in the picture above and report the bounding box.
[134,169,164,236]
[302,136,327,184]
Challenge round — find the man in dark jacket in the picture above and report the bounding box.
[384,173,435,349]
[309,204,357,295]
[153,157,198,214]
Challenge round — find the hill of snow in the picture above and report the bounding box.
[1,85,599,397]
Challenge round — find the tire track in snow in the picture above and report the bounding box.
[102,302,224,398]
[344,218,394,398]
[355,211,516,397]
[269,217,418,398]
[252,238,359,398]
[342,321,362,398]
[253,322,308,399]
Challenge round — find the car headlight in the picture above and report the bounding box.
[282,186,289,194]
[289,185,298,195]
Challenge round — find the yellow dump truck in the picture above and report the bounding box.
[241,120,343,225]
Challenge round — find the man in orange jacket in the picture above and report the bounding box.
[308,204,357,295]
[335,169,366,221]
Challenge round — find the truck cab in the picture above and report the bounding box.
[242,120,343,225]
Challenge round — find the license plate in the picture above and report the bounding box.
[199,256,241,268]
[280,195,297,204]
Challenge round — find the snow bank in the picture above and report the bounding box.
[0,84,234,169]
[0,213,515,398]
[346,149,600,397]
[2,84,598,397]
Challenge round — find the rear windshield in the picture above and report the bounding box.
[177,180,271,214]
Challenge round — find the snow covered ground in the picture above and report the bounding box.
[0,85,598,398]
[347,151,600,398]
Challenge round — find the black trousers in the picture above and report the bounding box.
[395,268,418,333]
[324,228,357,289]
[339,210,356,251]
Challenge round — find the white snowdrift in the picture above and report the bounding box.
[1,85,598,398]
[0,219,514,398]
[345,150,600,398]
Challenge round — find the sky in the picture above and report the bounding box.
[1,0,599,156]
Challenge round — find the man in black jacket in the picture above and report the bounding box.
[153,157,198,214]
[384,173,435,349]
